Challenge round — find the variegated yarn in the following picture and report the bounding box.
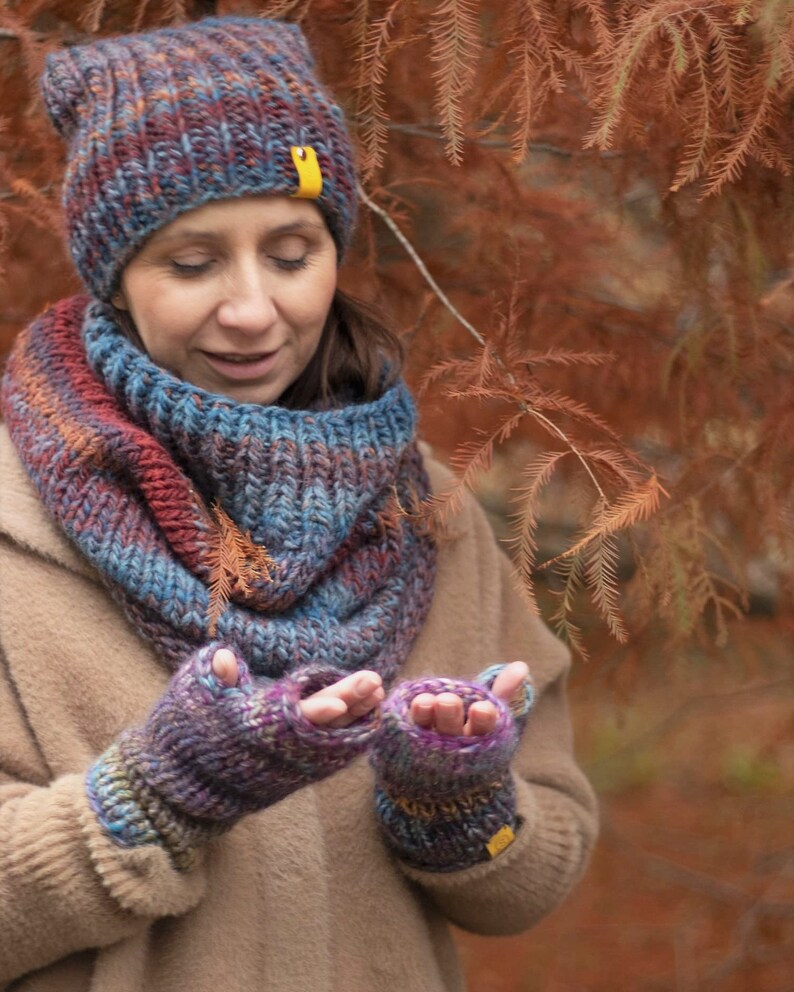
[1,297,436,682]
[86,644,381,869]
[40,16,357,300]
[371,667,534,871]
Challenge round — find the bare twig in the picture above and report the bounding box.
[357,183,486,347]
[645,852,751,906]
[587,676,794,773]
[602,813,794,917]
[598,808,794,989]
[383,121,629,159]
[0,185,55,202]
[702,862,794,990]
[359,183,612,501]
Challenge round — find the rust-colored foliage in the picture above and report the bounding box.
[205,501,276,636]
[1,0,792,657]
[2,2,794,984]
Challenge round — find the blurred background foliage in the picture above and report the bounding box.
[1,0,793,988]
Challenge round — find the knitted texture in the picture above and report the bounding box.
[86,644,379,868]
[40,16,357,300]
[0,297,436,681]
[370,665,534,872]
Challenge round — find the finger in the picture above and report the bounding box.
[327,686,385,728]
[435,692,465,736]
[491,661,529,703]
[310,670,382,708]
[303,671,383,730]
[411,693,436,729]
[465,701,498,737]
[299,695,348,725]
[211,648,239,687]
[344,685,385,721]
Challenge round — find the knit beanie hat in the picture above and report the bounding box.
[40,16,358,301]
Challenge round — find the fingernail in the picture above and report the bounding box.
[355,674,376,696]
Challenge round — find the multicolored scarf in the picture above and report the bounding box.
[1,297,436,683]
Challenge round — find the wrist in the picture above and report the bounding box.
[86,734,220,870]
[370,676,521,872]
[375,768,519,872]
[87,646,380,869]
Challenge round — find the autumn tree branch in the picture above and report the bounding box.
[358,182,609,499]
[384,122,629,159]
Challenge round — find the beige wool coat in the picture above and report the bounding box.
[0,424,597,992]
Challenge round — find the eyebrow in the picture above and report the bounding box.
[151,220,326,245]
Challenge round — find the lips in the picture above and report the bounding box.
[213,351,271,363]
[201,349,280,381]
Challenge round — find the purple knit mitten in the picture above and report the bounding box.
[86,645,379,869]
[370,664,533,872]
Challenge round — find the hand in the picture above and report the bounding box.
[211,648,384,729]
[371,667,528,870]
[409,661,529,736]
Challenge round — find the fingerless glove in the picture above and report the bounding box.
[86,645,379,869]
[370,664,533,872]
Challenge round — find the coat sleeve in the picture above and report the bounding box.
[0,589,207,984]
[399,457,598,935]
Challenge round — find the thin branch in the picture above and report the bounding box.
[587,676,794,773]
[645,852,755,906]
[602,812,794,916]
[526,409,606,499]
[0,185,55,202]
[357,183,486,346]
[702,863,794,990]
[383,121,629,158]
[360,183,612,501]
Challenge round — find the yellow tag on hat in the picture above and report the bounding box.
[485,824,516,858]
[290,146,323,199]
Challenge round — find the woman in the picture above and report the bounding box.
[0,16,597,992]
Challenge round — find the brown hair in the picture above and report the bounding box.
[113,289,403,409]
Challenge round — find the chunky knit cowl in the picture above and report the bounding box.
[1,297,437,683]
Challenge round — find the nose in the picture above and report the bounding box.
[215,261,279,336]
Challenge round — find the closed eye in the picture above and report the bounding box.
[170,259,213,276]
[272,255,308,272]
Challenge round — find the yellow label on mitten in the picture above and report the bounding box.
[290,146,323,199]
[486,824,516,858]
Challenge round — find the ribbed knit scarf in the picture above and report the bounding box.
[1,296,436,683]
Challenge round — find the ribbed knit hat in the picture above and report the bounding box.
[41,17,358,301]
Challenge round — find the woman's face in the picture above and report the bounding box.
[115,195,338,405]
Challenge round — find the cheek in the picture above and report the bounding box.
[126,284,205,359]
[296,269,336,331]
[134,305,183,359]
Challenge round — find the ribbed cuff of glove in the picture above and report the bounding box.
[370,664,533,873]
[86,644,379,870]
